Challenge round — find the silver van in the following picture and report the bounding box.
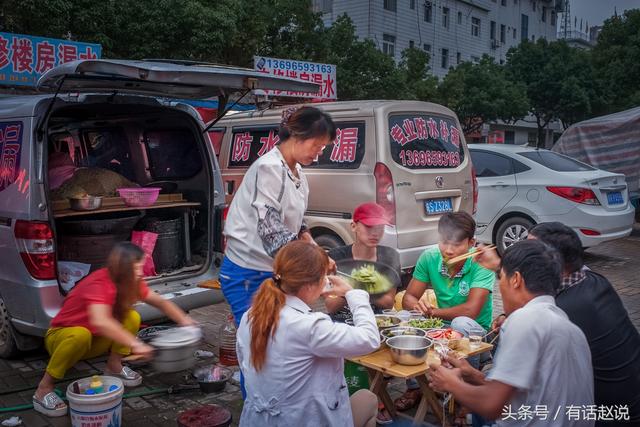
[215,101,476,270]
[0,59,315,357]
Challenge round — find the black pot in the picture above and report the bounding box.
[58,211,142,235]
[197,379,227,393]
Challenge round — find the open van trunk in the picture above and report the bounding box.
[46,98,215,293]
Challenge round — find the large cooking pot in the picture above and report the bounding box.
[335,259,401,298]
[150,326,201,373]
[58,211,142,235]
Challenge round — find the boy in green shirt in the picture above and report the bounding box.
[394,211,495,412]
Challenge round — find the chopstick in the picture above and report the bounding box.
[445,244,496,265]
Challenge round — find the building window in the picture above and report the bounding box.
[551,10,556,26]
[383,0,397,12]
[521,14,529,41]
[382,33,396,57]
[410,0,415,10]
[456,52,461,64]
[490,21,496,40]
[532,1,536,11]
[458,11,462,25]
[441,49,449,69]
[409,40,415,48]
[471,17,481,37]
[500,24,506,43]
[531,35,535,41]
[424,2,432,22]
[443,7,450,28]
[541,6,546,22]
[423,43,431,52]
[501,0,507,6]
[471,55,480,63]
[513,28,517,39]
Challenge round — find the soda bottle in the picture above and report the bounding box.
[218,314,238,366]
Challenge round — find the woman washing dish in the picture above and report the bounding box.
[33,242,195,417]
[237,240,380,427]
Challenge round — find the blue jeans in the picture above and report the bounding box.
[219,256,272,326]
[219,256,272,399]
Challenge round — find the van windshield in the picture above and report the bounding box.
[388,114,465,169]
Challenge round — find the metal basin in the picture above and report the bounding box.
[69,196,102,211]
[386,335,433,365]
[381,326,427,340]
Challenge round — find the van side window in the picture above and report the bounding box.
[144,129,202,179]
[388,114,465,169]
[229,122,365,169]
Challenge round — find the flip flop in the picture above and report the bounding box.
[104,366,142,387]
[376,403,394,425]
[33,392,67,417]
[394,388,422,412]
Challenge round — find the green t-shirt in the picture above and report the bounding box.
[413,247,495,330]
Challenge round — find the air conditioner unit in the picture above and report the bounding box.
[491,39,500,49]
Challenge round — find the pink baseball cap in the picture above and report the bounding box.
[353,202,391,226]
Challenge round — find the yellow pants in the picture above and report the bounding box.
[44,310,141,379]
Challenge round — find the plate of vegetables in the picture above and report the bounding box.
[407,317,445,330]
[336,260,400,298]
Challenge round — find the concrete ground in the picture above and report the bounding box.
[1,233,638,426]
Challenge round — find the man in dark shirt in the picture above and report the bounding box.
[529,222,640,425]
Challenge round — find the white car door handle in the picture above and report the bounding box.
[490,183,510,188]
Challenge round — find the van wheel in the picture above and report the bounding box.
[0,297,19,358]
[314,234,345,251]
[496,217,533,255]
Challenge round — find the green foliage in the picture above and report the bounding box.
[592,9,640,113]
[438,55,529,134]
[505,39,600,146]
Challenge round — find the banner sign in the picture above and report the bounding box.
[0,32,102,86]
[254,56,337,100]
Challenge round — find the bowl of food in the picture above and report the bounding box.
[386,335,433,365]
[425,328,463,341]
[375,314,401,330]
[336,260,400,298]
[69,195,103,211]
[407,317,445,330]
[380,326,427,341]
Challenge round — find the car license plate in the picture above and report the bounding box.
[425,198,453,215]
[607,191,623,205]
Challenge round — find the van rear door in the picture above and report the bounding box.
[381,108,473,251]
[37,59,318,98]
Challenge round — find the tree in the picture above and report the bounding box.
[506,39,598,146]
[398,47,438,102]
[592,9,640,114]
[438,55,529,134]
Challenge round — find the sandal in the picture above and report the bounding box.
[104,366,142,387]
[394,388,422,412]
[33,391,67,417]
[376,403,393,425]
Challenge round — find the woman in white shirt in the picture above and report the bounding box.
[221,106,336,327]
[237,241,380,427]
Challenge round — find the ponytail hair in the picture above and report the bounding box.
[248,241,329,371]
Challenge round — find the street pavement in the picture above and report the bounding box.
[1,232,638,426]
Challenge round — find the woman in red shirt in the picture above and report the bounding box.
[33,242,195,417]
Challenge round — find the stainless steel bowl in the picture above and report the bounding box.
[386,335,433,365]
[375,314,401,330]
[381,326,427,340]
[69,196,103,211]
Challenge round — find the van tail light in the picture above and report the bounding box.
[580,228,601,236]
[471,166,479,214]
[374,162,396,225]
[14,220,56,280]
[213,205,228,252]
[546,187,600,205]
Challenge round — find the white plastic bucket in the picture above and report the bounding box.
[66,376,124,427]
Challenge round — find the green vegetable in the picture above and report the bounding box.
[407,317,444,329]
[376,317,396,328]
[350,264,392,294]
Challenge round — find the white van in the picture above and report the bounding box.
[214,100,477,270]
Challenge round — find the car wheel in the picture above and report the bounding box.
[314,234,345,251]
[0,297,19,359]
[496,217,534,255]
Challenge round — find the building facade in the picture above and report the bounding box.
[315,0,560,79]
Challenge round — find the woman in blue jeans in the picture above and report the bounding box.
[220,106,336,326]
